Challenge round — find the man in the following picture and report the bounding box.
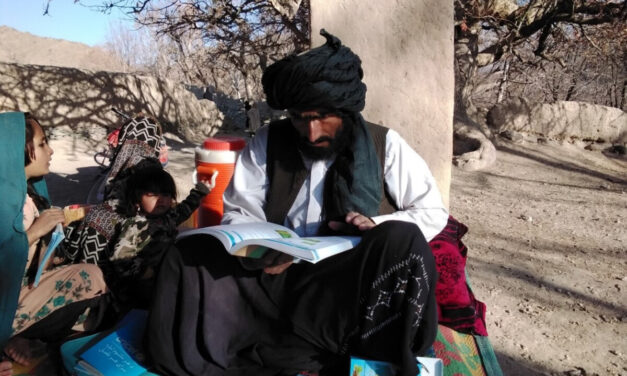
[146,30,448,376]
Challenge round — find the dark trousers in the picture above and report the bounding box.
[146,220,437,376]
[19,295,108,343]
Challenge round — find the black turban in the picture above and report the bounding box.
[262,29,367,112]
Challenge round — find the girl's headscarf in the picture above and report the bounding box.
[0,112,47,349]
[105,115,163,199]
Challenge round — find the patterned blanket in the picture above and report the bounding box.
[434,325,503,376]
[429,216,488,336]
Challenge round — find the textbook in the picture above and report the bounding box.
[68,309,156,376]
[348,356,443,376]
[33,223,64,287]
[179,222,361,263]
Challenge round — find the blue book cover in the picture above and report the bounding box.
[60,333,99,373]
[349,357,398,376]
[349,356,443,376]
[78,310,154,376]
[33,223,64,287]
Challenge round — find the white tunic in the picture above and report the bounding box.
[222,124,448,241]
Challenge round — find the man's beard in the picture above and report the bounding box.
[297,121,353,161]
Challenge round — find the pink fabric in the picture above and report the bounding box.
[22,194,38,230]
[22,195,39,269]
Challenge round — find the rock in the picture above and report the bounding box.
[452,125,497,171]
[500,129,524,143]
[585,142,608,151]
[519,214,533,222]
[564,366,587,376]
[605,144,626,155]
[487,97,627,145]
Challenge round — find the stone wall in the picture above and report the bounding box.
[0,62,225,143]
[488,98,627,144]
[311,0,454,207]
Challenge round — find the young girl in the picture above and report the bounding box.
[62,115,165,267]
[1,113,107,370]
[100,162,213,309]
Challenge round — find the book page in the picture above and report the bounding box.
[234,236,361,263]
[178,222,299,253]
[74,360,104,376]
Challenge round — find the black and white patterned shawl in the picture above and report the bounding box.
[61,115,163,267]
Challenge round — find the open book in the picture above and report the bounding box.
[178,222,360,263]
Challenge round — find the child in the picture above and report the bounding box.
[106,162,213,309]
[1,113,107,369]
[62,115,164,267]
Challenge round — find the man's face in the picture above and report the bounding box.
[290,109,346,160]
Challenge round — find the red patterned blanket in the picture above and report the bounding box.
[429,216,488,336]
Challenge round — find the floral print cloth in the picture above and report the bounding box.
[12,195,106,336]
[12,263,106,335]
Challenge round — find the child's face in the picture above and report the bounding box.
[24,121,54,179]
[139,192,173,216]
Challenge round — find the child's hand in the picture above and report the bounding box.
[0,360,11,376]
[200,171,219,192]
[27,208,65,245]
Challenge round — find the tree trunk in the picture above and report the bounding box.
[452,28,497,171]
[496,61,510,104]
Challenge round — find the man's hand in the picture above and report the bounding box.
[262,251,294,275]
[327,211,376,233]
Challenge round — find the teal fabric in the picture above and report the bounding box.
[325,114,382,219]
[0,112,29,349]
[475,335,504,376]
[32,178,49,202]
[466,270,504,376]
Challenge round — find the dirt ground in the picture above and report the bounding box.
[46,128,626,376]
[449,139,626,376]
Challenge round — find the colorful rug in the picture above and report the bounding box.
[434,325,503,376]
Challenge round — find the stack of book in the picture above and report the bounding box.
[60,310,157,376]
[63,309,442,376]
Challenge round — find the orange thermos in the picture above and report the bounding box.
[194,136,246,227]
